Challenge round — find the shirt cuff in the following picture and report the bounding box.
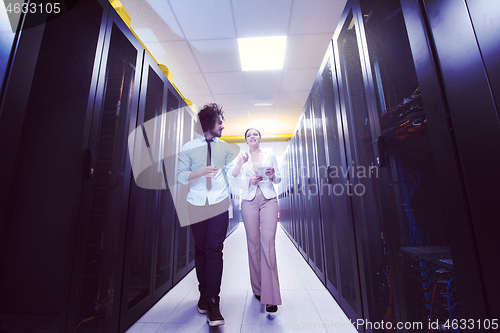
[178,171,190,185]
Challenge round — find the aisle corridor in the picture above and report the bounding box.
[126,223,352,333]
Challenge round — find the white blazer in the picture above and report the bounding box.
[232,151,281,200]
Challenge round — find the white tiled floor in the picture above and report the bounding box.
[126,223,354,333]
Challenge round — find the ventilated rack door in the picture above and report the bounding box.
[69,10,143,332]
[331,4,365,322]
[120,51,169,330]
[0,1,107,332]
[358,0,461,330]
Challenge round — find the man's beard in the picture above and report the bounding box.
[209,127,221,137]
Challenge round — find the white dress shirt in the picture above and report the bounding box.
[177,135,239,206]
[232,151,281,200]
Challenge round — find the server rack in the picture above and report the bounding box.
[302,96,326,282]
[279,0,498,331]
[68,7,145,332]
[409,0,500,320]
[0,1,199,332]
[119,51,184,330]
[0,1,111,331]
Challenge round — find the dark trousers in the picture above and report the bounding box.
[189,202,229,299]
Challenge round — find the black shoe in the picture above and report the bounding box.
[197,292,207,314]
[207,297,225,326]
[266,304,278,313]
[254,295,261,301]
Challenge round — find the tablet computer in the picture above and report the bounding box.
[257,167,272,181]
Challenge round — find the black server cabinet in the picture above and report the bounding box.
[314,44,347,305]
[0,0,19,99]
[172,106,196,285]
[0,1,199,332]
[332,0,465,330]
[294,124,308,259]
[154,84,185,303]
[330,4,368,323]
[332,1,393,329]
[334,0,495,330]
[120,51,177,331]
[288,135,298,247]
[0,1,109,332]
[67,7,144,332]
[302,96,326,282]
[281,0,497,331]
[409,0,500,321]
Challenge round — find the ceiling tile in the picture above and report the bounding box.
[154,40,200,75]
[221,121,250,136]
[283,34,333,69]
[189,39,241,73]
[289,0,347,35]
[232,0,292,38]
[171,73,212,97]
[266,118,296,134]
[224,109,250,122]
[248,107,277,121]
[275,91,310,108]
[248,120,280,135]
[277,107,303,120]
[281,68,319,92]
[245,91,281,108]
[204,72,246,94]
[168,0,236,40]
[243,71,282,93]
[182,95,215,111]
[121,0,185,41]
[214,94,248,110]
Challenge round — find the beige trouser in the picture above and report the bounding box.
[241,187,282,305]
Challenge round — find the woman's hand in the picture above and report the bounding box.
[265,168,275,181]
[237,152,249,166]
[249,176,263,186]
[232,153,248,177]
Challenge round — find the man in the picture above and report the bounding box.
[177,103,239,326]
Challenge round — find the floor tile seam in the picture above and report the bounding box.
[306,289,352,333]
[159,283,198,324]
[238,290,249,333]
[136,287,195,324]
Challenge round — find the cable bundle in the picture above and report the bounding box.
[380,88,427,141]
[401,172,430,246]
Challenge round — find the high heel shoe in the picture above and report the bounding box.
[266,304,278,313]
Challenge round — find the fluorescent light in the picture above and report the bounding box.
[238,36,287,71]
[253,99,273,106]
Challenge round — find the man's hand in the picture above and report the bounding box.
[190,166,218,182]
[203,165,219,177]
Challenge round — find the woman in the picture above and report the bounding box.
[232,128,282,312]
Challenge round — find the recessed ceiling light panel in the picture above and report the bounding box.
[238,36,287,71]
[253,99,273,106]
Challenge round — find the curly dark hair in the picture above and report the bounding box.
[198,103,225,133]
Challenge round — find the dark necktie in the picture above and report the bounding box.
[206,138,213,190]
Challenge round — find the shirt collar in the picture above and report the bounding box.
[198,135,219,142]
